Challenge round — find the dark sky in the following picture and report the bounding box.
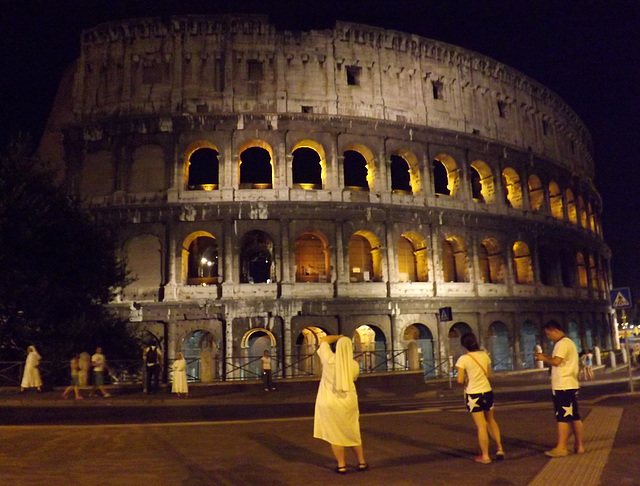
[2,0,639,290]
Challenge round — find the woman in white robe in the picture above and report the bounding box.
[21,346,42,392]
[313,335,368,474]
[171,352,188,397]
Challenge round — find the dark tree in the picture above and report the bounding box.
[0,136,142,363]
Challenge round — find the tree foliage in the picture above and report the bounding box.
[0,136,142,362]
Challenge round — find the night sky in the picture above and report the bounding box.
[2,1,638,291]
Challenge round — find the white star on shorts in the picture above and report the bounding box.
[562,404,574,418]
[467,395,480,411]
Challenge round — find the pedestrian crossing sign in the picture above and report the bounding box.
[439,306,453,322]
[610,288,633,309]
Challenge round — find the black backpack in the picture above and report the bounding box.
[146,347,157,365]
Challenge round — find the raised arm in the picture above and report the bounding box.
[320,335,343,344]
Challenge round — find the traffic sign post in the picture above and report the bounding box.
[437,307,453,388]
[610,288,635,393]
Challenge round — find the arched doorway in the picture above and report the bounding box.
[182,330,218,383]
[520,320,538,369]
[353,325,387,372]
[241,328,277,380]
[404,324,435,378]
[487,321,513,371]
[295,327,327,377]
[568,321,580,346]
[448,322,473,368]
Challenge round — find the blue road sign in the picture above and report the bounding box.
[439,306,453,322]
[610,287,633,309]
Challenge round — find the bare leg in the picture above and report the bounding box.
[572,420,585,453]
[74,386,82,399]
[351,444,366,465]
[471,411,490,460]
[330,444,346,468]
[555,422,571,453]
[62,385,73,398]
[485,409,503,452]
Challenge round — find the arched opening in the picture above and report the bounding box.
[520,320,538,369]
[487,321,512,371]
[502,167,523,209]
[588,202,596,233]
[343,150,370,191]
[348,231,382,282]
[131,145,165,193]
[353,325,387,373]
[124,234,162,296]
[538,245,560,287]
[187,147,219,190]
[242,328,276,379]
[528,174,544,211]
[81,151,114,198]
[295,231,330,282]
[442,236,468,282]
[397,236,417,282]
[186,235,219,285]
[567,321,580,346]
[588,254,598,290]
[403,324,435,378]
[584,321,594,350]
[292,146,322,189]
[183,330,218,382]
[577,195,587,228]
[295,326,327,376]
[479,238,505,284]
[432,154,459,197]
[566,189,578,224]
[240,230,275,283]
[470,160,495,203]
[513,241,533,284]
[577,252,588,288]
[560,249,575,287]
[549,181,563,219]
[448,322,473,366]
[390,155,412,194]
[239,143,273,189]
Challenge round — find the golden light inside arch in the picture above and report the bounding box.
[401,231,428,281]
[238,139,275,185]
[353,230,383,280]
[345,143,376,191]
[183,140,220,190]
[549,181,563,219]
[434,153,459,197]
[240,328,277,348]
[393,148,421,194]
[471,159,495,203]
[502,167,523,209]
[528,174,544,211]
[512,240,533,284]
[565,188,578,225]
[292,139,327,189]
[181,231,216,284]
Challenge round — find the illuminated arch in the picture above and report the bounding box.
[433,153,459,197]
[295,230,331,282]
[577,252,588,288]
[528,174,544,211]
[502,167,523,209]
[183,141,220,190]
[292,139,326,189]
[565,189,578,224]
[181,231,219,285]
[442,235,468,282]
[470,160,496,203]
[238,139,274,189]
[240,328,277,348]
[343,143,376,191]
[479,237,505,284]
[588,254,598,289]
[577,195,587,228]
[349,230,383,282]
[587,202,596,233]
[549,181,563,219]
[512,241,533,284]
[399,231,429,282]
[391,148,421,194]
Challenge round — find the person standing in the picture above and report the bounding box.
[261,350,275,391]
[62,354,83,400]
[584,349,595,381]
[313,335,368,474]
[535,322,585,457]
[171,352,188,398]
[455,333,504,464]
[144,344,162,393]
[90,347,111,398]
[20,346,43,392]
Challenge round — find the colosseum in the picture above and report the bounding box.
[40,15,613,382]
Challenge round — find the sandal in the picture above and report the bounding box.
[475,455,491,464]
[358,463,369,471]
[335,466,347,475]
[496,451,505,461]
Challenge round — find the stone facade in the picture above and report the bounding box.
[40,15,613,380]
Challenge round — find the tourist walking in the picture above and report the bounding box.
[534,322,585,457]
[20,345,43,392]
[90,347,111,397]
[313,335,368,474]
[144,344,162,393]
[455,333,504,464]
[62,354,83,400]
[261,350,275,391]
[171,352,188,398]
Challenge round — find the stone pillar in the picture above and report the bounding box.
[282,315,293,378]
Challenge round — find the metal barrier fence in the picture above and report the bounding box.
[0,349,550,388]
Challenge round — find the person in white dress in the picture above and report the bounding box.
[313,335,368,474]
[455,333,504,464]
[20,346,43,392]
[171,352,188,398]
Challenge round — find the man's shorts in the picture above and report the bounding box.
[465,391,494,412]
[93,371,104,386]
[552,389,581,422]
